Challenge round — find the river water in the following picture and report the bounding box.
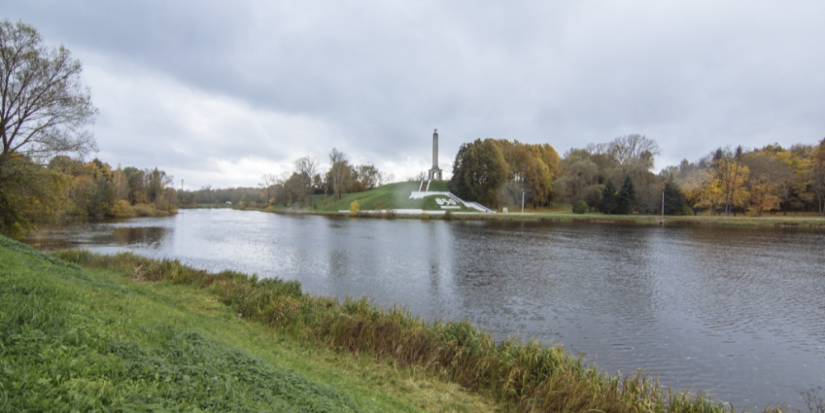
[26,209,825,410]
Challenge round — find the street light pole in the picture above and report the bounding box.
[522,191,525,214]
[661,188,665,217]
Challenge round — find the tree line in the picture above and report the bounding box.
[448,139,561,209]
[1,154,178,237]
[254,149,391,209]
[177,148,391,210]
[449,133,825,217]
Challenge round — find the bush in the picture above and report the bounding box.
[109,200,136,218]
[349,200,359,216]
[573,200,588,214]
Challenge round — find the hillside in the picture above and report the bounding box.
[0,235,495,412]
[312,180,476,213]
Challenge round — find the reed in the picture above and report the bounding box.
[54,250,789,413]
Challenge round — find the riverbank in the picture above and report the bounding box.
[2,235,800,412]
[0,235,495,412]
[257,206,825,229]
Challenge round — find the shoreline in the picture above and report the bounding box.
[47,244,787,413]
[246,206,825,229]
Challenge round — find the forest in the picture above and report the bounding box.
[449,134,825,217]
[0,155,178,237]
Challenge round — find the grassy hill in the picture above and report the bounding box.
[312,180,475,213]
[0,235,494,412]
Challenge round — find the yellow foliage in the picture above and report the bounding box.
[349,200,360,216]
[110,199,136,218]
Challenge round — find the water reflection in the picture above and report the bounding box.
[26,210,825,410]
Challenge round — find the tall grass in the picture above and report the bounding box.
[0,236,380,412]
[51,249,789,413]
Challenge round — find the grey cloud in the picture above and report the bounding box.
[5,1,825,186]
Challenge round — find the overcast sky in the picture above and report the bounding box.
[7,1,825,189]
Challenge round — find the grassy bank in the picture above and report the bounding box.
[249,182,825,229]
[0,235,494,412]
[25,243,795,412]
[310,181,464,213]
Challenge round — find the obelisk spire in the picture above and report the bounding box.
[428,128,442,180]
[432,128,438,168]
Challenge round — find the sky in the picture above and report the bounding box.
[6,1,825,189]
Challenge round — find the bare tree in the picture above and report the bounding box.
[327,148,349,201]
[294,156,319,203]
[259,173,278,204]
[0,20,98,181]
[608,134,661,171]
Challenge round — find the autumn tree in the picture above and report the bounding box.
[741,149,792,216]
[283,172,311,206]
[813,138,825,216]
[553,149,602,210]
[449,138,508,208]
[259,173,279,205]
[673,159,709,213]
[776,145,813,214]
[0,20,98,235]
[352,163,380,192]
[710,147,750,215]
[0,154,67,237]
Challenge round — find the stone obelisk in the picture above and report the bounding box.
[428,128,442,180]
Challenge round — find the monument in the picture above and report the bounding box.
[428,128,443,180]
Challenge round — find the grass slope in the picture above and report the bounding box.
[44,246,793,413]
[0,236,492,412]
[312,181,473,213]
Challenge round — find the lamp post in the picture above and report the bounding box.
[661,188,665,218]
[522,191,525,214]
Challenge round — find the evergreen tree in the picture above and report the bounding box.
[615,175,637,214]
[598,179,617,214]
[663,177,690,215]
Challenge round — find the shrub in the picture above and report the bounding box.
[109,200,136,218]
[349,200,359,216]
[573,200,588,214]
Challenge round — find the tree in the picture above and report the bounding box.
[0,154,67,237]
[598,179,617,214]
[813,138,825,216]
[326,148,351,201]
[448,138,507,208]
[662,177,689,215]
[776,145,813,214]
[260,173,279,205]
[614,175,637,214]
[295,156,319,203]
[352,163,380,191]
[711,147,749,215]
[741,150,792,216]
[608,134,660,171]
[0,20,97,234]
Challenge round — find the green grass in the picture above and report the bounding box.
[0,235,494,412]
[42,245,793,413]
[310,181,472,213]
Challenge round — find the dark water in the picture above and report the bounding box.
[27,209,825,409]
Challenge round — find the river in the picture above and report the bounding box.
[25,209,825,410]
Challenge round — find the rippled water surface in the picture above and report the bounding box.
[27,209,825,409]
